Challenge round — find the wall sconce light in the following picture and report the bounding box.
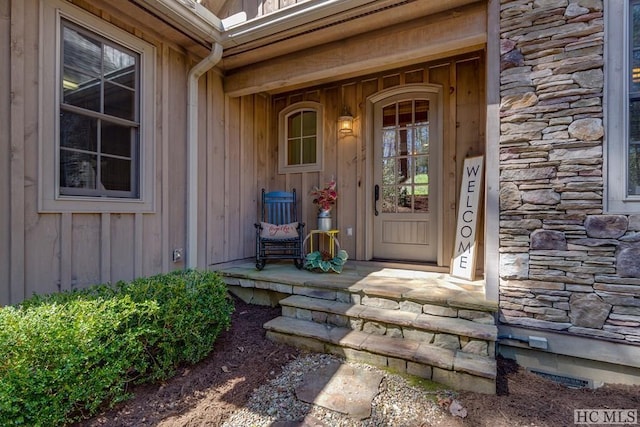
[338,105,354,135]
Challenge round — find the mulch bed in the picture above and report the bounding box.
[80,295,640,427]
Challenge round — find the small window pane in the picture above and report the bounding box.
[63,27,101,78]
[382,129,396,157]
[302,111,316,136]
[287,139,301,165]
[382,186,396,213]
[415,99,429,123]
[382,159,396,185]
[101,157,132,191]
[414,125,429,154]
[288,113,302,138]
[62,68,101,111]
[60,151,98,189]
[60,110,97,151]
[101,122,133,157]
[382,104,396,127]
[414,186,429,212]
[302,137,316,163]
[104,81,135,120]
[398,101,413,127]
[104,45,136,88]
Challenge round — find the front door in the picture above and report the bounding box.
[372,86,441,262]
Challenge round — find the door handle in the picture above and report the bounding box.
[374,184,379,216]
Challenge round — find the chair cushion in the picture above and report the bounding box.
[260,222,299,239]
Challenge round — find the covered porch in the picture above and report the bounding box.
[214,260,498,393]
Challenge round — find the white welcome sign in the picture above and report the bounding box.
[451,156,484,281]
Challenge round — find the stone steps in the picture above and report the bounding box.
[266,294,498,393]
[264,316,497,394]
[217,262,498,393]
[280,295,497,342]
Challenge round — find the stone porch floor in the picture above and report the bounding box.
[213,259,492,310]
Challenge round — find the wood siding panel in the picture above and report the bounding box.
[241,95,256,259]
[0,0,11,305]
[111,214,135,283]
[60,213,72,291]
[359,78,381,259]
[428,63,457,266]
[338,83,358,257]
[168,48,188,269]
[23,0,57,296]
[25,215,61,297]
[456,57,485,272]
[225,96,243,260]
[9,0,27,304]
[72,214,101,287]
[207,72,227,265]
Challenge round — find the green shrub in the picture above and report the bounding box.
[0,269,233,426]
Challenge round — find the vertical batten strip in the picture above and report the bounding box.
[355,82,364,260]
[100,213,111,283]
[484,0,500,302]
[60,213,72,291]
[223,94,230,261]
[134,213,143,277]
[9,0,25,304]
[161,44,170,273]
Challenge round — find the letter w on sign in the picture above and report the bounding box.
[451,156,484,281]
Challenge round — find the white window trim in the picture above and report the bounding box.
[605,0,640,213]
[278,101,323,174]
[39,0,156,213]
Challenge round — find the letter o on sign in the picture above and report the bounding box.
[461,225,473,238]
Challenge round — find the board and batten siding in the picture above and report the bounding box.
[0,0,230,305]
[248,54,486,263]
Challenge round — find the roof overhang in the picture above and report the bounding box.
[219,0,484,70]
[130,0,224,45]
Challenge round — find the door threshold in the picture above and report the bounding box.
[353,259,450,273]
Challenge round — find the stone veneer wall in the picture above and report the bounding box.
[498,0,640,344]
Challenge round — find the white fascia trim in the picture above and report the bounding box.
[132,0,223,43]
[221,0,380,47]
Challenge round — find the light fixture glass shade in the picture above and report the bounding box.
[338,106,353,134]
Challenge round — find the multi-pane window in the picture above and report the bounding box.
[630,1,640,196]
[286,109,317,166]
[605,0,640,212]
[380,99,430,213]
[59,20,139,198]
[278,102,323,173]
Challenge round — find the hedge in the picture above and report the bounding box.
[0,269,234,426]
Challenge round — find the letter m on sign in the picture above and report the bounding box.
[451,156,484,281]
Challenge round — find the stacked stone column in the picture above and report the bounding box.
[499,0,640,342]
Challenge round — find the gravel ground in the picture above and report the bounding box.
[222,353,462,427]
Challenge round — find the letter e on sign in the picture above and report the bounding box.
[451,156,484,280]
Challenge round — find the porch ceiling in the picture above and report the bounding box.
[220,0,483,71]
[223,1,487,97]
